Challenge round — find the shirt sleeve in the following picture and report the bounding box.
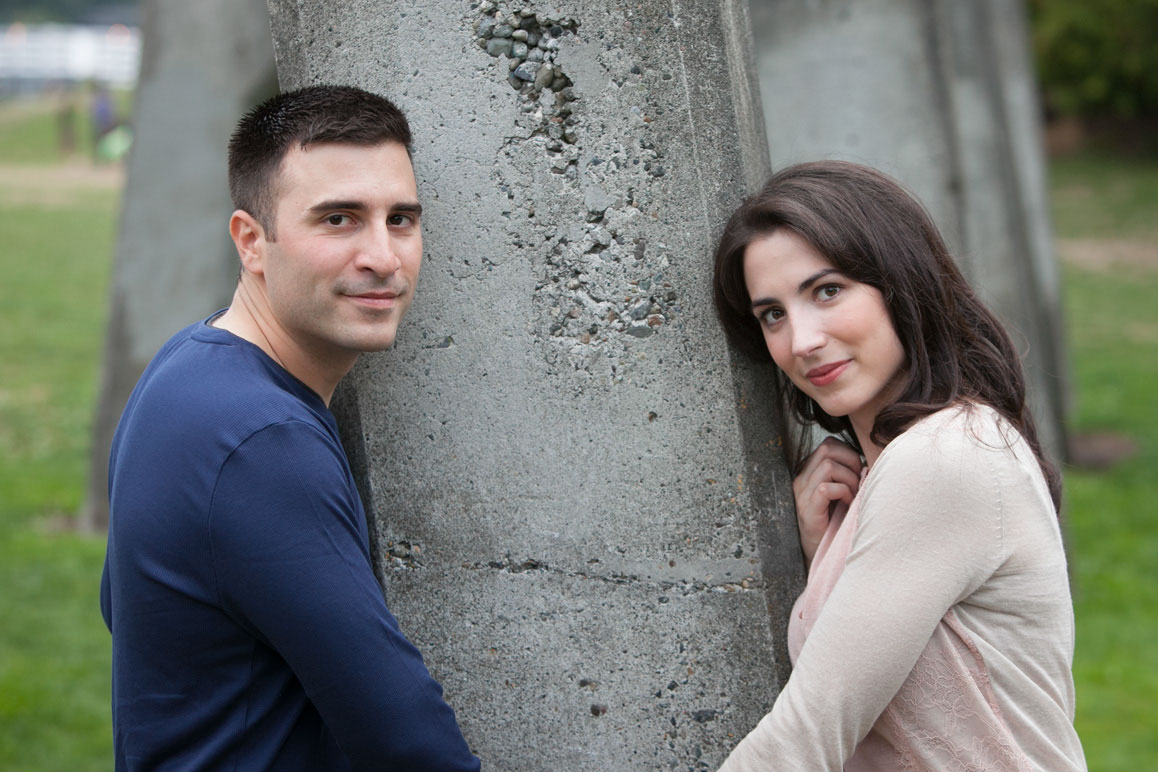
[208,420,480,772]
[718,417,1009,771]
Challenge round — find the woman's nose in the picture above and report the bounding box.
[790,316,826,357]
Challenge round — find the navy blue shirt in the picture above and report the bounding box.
[100,317,480,771]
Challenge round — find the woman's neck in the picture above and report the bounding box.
[851,415,886,469]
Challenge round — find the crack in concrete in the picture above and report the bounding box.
[382,546,760,596]
[458,556,764,595]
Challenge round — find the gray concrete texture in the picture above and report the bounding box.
[751,0,1070,460]
[268,0,801,768]
[81,0,276,530]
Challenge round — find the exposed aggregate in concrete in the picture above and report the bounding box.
[469,3,685,389]
[474,2,578,95]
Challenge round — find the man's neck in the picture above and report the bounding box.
[212,282,354,405]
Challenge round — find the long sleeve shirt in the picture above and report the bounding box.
[100,317,480,771]
[718,405,1086,771]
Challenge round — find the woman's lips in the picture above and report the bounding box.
[806,359,850,387]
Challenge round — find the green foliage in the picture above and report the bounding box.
[1030,0,1158,118]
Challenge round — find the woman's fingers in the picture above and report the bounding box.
[798,456,861,495]
[806,437,863,475]
[793,438,865,565]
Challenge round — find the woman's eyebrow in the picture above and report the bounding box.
[797,268,839,293]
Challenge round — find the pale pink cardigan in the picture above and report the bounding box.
[718,406,1086,772]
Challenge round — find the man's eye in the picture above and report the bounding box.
[388,214,414,227]
[325,214,350,226]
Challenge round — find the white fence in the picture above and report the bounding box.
[0,23,140,88]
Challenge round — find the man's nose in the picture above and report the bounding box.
[356,222,402,275]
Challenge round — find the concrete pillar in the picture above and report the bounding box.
[751,0,1070,460]
[268,0,801,768]
[81,0,276,531]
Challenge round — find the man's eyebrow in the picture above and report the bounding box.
[305,200,423,217]
[749,268,841,309]
[392,202,423,217]
[307,199,367,215]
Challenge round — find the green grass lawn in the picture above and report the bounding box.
[0,96,1155,768]
[1054,149,1158,766]
[0,189,117,765]
[1065,262,1158,765]
[1051,150,1158,241]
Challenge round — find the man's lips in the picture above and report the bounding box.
[345,289,402,309]
[805,359,850,387]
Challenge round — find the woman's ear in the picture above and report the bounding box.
[229,210,267,276]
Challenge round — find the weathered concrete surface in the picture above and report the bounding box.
[269,0,801,768]
[81,0,276,530]
[752,0,1070,460]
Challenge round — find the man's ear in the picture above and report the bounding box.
[229,210,267,276]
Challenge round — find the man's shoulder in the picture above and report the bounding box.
[108,318,347,550]
[135,318,324,427]
[114,316,335,477]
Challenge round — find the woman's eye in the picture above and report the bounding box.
[818,284,841,300]
[761,307,785,325]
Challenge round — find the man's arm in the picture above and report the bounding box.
[210,420,480,771]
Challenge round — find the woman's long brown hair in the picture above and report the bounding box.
[713,161,1061,511]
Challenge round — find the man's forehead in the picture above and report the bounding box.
[275,140,417,202]
[281,140,413,173]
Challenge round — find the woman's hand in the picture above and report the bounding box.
[793,437,864,567]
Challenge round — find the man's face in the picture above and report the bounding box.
[257,141,422,360]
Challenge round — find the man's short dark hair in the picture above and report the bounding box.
[228,84,412,238]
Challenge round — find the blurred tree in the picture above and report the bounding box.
[1030,0,1158,118]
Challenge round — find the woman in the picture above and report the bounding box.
[711,161,1085,771]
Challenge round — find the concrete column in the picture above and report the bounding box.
[751,0,1070,460]
[82,0,276,531]
[268,0,801,768]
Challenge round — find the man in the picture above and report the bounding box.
[100,85,480,771]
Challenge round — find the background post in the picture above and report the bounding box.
[80,0,276,531]
[750,0,1070,460]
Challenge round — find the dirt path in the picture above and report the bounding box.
[0,96,57,126]
[1056,237,1158,271]
[0,161,123,205]
[0,161,123,189]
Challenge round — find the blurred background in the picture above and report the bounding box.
[0,0,1154,768]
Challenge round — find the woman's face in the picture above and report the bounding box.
[743,229,906,440]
